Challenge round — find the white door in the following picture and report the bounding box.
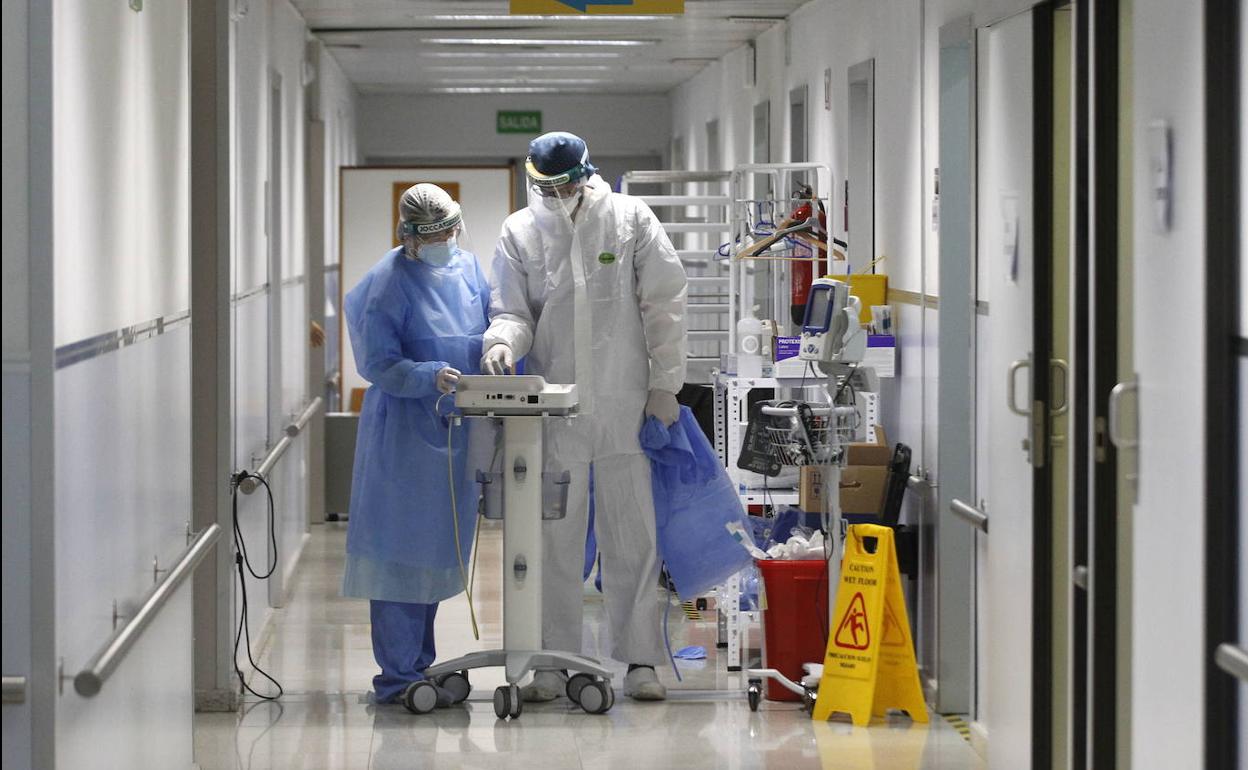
[978,11,1037,768]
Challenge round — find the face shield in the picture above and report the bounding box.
[525,154,594,223]
[395,183,472,266]
[398,217,470,267]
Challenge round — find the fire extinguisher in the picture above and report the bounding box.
[789,193,828,327]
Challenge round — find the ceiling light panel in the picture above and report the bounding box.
[418,38,657,47]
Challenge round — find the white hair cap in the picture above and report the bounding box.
[396,183,462,240]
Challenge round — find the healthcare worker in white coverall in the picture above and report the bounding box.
[481,131,687,702]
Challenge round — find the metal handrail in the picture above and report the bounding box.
[74,523,222,697]
[3,676,26,704]
[239,397,323,494]
[238,435,292,495]
[284,396,324,438]
[1215,643,1248,683]
[621,170,731,185]
[760,404,858,418]
[950,498,989,533]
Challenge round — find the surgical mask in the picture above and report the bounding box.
[543,193,582,216]
[416,237,456,267]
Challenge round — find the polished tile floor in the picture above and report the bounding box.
[194,523,984,769]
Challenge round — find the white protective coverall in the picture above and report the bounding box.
[484,174,687,664]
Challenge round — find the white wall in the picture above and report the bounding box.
[229,0,360,651]
[315,43,362,272]
[359,93,670,162]
[50,0,194,766]
[1130,0,1206,765]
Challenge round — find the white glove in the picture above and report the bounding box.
[645,389,680,427]
[436,366,461,394]
[481,344,514,375]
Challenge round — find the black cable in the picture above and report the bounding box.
[231,470,284,701]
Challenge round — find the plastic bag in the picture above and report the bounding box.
[642,407,757,601]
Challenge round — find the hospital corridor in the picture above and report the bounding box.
[2,1,1245,769]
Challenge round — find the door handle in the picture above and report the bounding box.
[1108,377,1139,449]
[1049,359,1070,417]
[1216,643,1248,683]
[1072,565,1089,590]
[1007,359,1031,416]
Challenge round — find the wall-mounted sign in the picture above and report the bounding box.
[511,0,683,14]
[497,111,543,135]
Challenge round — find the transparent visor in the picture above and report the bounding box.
[397,212,474,264]
[526,174,589,223]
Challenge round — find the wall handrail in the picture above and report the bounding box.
[238,435,292,494]
[1215,643,1248,683]
[239,397,323,494]
[2,676,26,704]
[950,498,989,533]
[73,523,222,697]
[285,396,324,438]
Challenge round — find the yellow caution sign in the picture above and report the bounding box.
[812,524,928,725]
[511,0,684,15]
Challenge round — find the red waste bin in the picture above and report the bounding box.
[756,558,831,701]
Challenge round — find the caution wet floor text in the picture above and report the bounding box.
[812,524,928,725]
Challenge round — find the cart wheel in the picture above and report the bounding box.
[493,685,511,720]
[802,687,817,712]
[508,684,523,718]
[566,672,596,705]
[747,679,762,713]
[578,680,614,715]
[402,681,439,715]
[435,671,471,704]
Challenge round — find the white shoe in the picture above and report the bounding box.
[520,670,566,703]
[623,666,667,701]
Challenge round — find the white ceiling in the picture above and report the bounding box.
[292,0,811,95]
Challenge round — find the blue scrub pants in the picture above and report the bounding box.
[370,600,438,703]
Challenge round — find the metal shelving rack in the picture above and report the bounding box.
[620,165,841,673]
[727,162,836,347]
[713,162,838,671]
[620,170,733,385]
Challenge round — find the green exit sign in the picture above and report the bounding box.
[497,111,542,134]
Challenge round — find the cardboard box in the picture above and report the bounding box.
[799,466,826,512]
[840,465,890,514]
[798,426,892,514]
[847,425,892,465]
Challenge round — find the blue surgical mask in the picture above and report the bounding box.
[417,238,456,267]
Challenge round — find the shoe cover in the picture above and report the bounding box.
[623,666,667,701]
[520,670,567,702]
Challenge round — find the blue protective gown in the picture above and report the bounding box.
[341,246,490,605]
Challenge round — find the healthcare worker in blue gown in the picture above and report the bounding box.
[342,183,490,707]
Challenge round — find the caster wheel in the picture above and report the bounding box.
[493,686,511,719]
[435,671,471,704]
[578,680,614,715]
[802,687,817,713]
[508,684,522,718]
[747,679,762,713]
[566,672,596,705]
[402,681,439,715]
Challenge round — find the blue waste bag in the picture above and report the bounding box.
[743,506,803,549]
[641,406,756,601]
